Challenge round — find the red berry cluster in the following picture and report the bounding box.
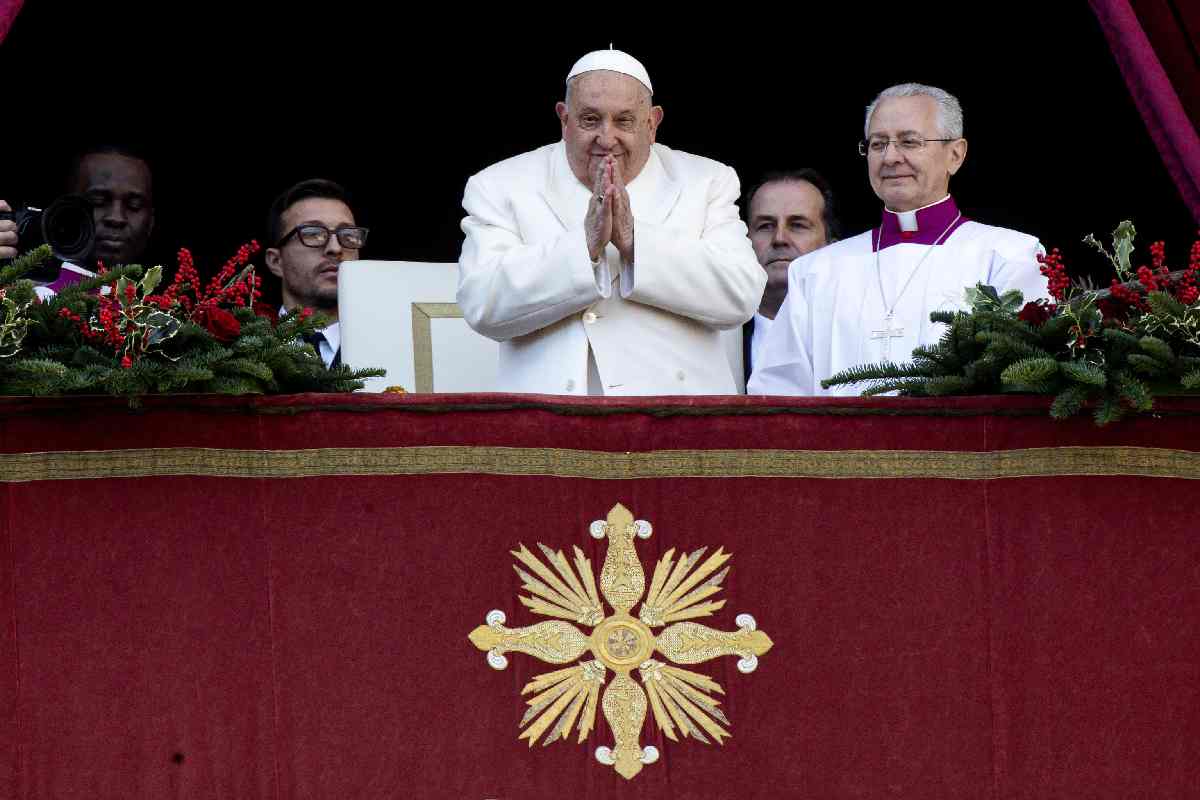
[1175,236,1200,306]
[1131,238,1200,306]
[197,241,262,311]
[1108,278,1144,310]
[58,296,131,366]
[155,248,200,311]
[1150,240,1166,270]
[1038,248,1071,301]
[1097,233,1200,320]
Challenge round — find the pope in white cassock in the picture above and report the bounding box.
[748,83,1050,396]
[457,49,764,396]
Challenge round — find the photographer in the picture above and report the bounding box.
[69,144,155,269]
[1,143,155,291]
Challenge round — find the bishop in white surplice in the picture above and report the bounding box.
[748,83,1049,396]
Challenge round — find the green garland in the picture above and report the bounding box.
[821,222,1200,425]
[0,245,382,396]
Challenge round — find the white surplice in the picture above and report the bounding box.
[748,198,1048,396]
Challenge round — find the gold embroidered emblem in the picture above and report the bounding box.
[468,503,773,780]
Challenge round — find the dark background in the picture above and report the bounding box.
[1,3,1195,293]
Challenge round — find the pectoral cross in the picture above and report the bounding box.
[870,312,904,359]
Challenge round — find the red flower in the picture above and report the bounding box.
[196,305,242,342]
[1017,301,1054,327]
[120,355,133,369]
[1098,298,1129,323]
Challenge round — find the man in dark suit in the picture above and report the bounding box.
[264,179,369,369]
[742,169,839,383]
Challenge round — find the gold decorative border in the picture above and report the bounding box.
[2,445,1199,483]
[410,302,464,393]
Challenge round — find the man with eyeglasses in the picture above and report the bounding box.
[457,48,764,396]
[264,178,368,369]
[748,83,1048,396]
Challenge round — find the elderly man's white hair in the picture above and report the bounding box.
[863,83,964,139]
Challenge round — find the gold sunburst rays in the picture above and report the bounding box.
[468,503,774,781]
[639,660,731,745]
[518,660,606,747]
[512,542,604,626]
[639,546,732,627]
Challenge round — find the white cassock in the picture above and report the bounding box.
[748,195,1048,396]
[457,141,764,396]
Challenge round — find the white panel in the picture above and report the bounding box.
[429,317,499,392]
[339,260,499,393]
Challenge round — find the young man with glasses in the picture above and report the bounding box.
[264,179,368,368]
[748,83,1048,396]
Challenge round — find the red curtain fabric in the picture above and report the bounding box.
[1,394,1198,799]
[1091,0,1200,223]
[0,0,21,46]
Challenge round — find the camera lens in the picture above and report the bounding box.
[41,195,95,263]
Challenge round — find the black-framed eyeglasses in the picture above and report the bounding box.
[858,135,956,156]
[275,224,369,250]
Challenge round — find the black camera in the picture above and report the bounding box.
[0,194,96,264]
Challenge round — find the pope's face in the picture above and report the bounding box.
[556,70,663,187]
[866,94,966,211]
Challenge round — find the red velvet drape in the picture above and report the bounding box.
[1091,0,1200,223]
[0,0,21,46]
[1,394,1198,799]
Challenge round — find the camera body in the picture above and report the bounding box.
[0,194,96,264]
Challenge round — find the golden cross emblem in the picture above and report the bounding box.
[468,503,773,780]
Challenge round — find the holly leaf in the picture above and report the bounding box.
[1112,220,1136,277]
[140,265,162,295]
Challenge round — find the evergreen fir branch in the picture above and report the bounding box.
[1126,354,1167,377]
[215,358,275,382]
[1037,315,1076,347]
[859,378,936,397]
[2,279,36,305]
[230,335,268,354]
[0,245,53,284]
[1181,370,1200,390]
[975,330,1051,362]
[821,360,922,389]
[929,310,959,326]
[999,357,1060,392]
[1137,335,1177,365]
[0,358,70,395]
[920,375,975,396]
[53,265,144,298]
[1101,327,1142,359]
[909,345,957,375]
[206,376,266,395]
[1113,371,1153,412]
[952,317,983,363]
[1059,360,1108,387]
[1050,385,1092,419]
[963,355,1004,389]
[1093,394,1124,426]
